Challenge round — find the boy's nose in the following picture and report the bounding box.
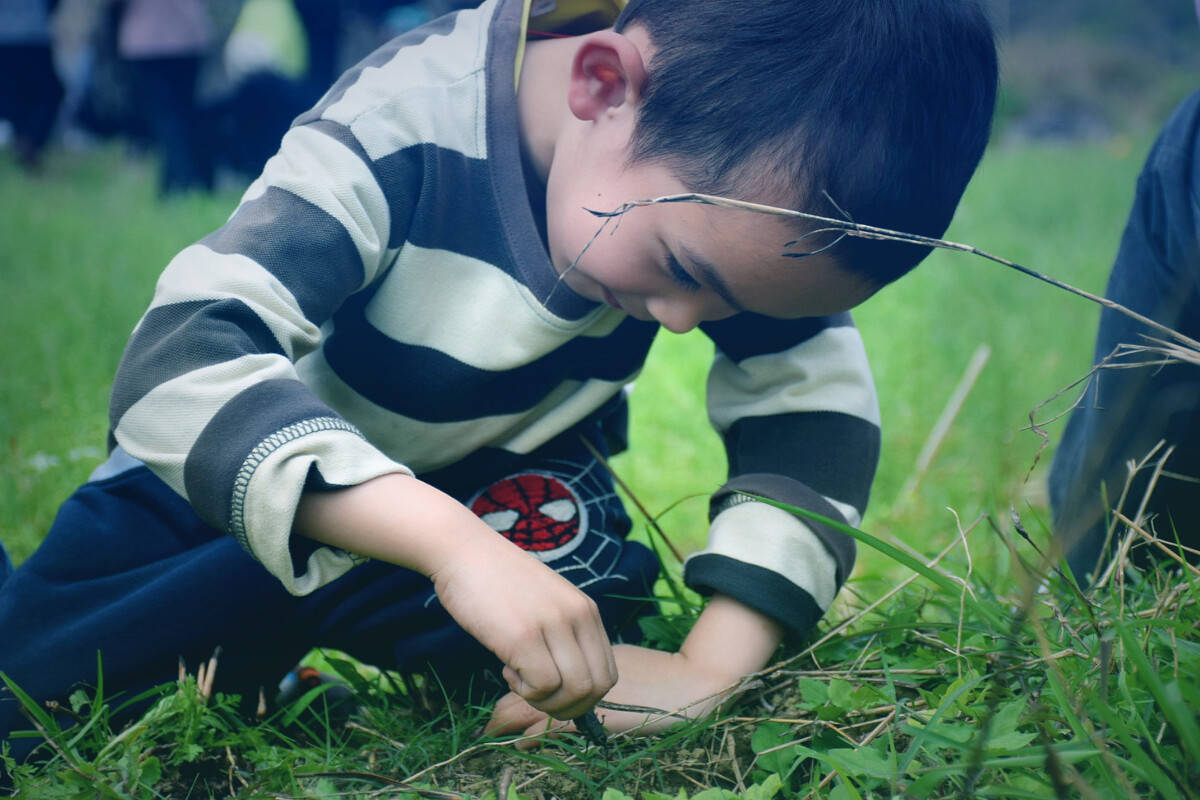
[646,296,705,334]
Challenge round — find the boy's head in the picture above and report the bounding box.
[613,0,998,287]
[538,0,996,330]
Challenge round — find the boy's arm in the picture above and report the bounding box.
[487,593,782,737]
[691,311,880,638]
[296,472,618,720]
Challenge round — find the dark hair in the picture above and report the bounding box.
[614,0,998,286]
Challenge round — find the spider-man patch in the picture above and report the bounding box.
[469,471,589,562]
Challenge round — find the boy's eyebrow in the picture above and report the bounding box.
[683,248,747,312]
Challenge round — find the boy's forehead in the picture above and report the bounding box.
[672,204,876,317]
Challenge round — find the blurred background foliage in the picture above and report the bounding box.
[988,0,1199,141]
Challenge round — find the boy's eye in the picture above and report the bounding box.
[666,254,702,292]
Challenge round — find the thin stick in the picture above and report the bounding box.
[1095,444,1173,591]
[898,344,991,502]
[802,708,897,800]
[297,771,466,799]
[345,720,408,751]
[579,435,687,563]
[726,730,746,793]
[589,193,1200,354]
[1112,511,1200,579]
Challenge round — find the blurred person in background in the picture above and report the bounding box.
[117,0,216,195]
[0,0,65,171]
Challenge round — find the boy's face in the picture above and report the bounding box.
[544,152,880,333]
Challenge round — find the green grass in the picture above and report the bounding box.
[2,137,1197,798]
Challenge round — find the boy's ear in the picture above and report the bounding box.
[567,30,648,122]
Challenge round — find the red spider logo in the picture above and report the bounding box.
[470,472,587,560]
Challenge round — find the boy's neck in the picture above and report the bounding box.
[516,36,578,190]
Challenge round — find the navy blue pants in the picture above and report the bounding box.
[0,426,658,763]
[1048,89,1200,583]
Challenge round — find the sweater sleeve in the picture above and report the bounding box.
[686,312,881,637]
[108,113,416,594]
[107,5,500,595]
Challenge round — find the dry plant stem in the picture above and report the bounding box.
[1095,444,1173,592]
[590,193,1200,353]
[22,713,94,783]
[898,343,991,503]
[1112,511,1200,579]
[298,771,465,799]
[579,435,686,563]
[497,765,514,800]
[401,735,548,785]
[727,729,746,793]
[801,708,897,800]
[764,516,983,678]
[1091,442,1164,590]
[345,719,407,751]
[948,507,976,679]
[202,646,220,701]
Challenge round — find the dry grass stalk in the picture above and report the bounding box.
[589,192,1200,355]
[1111,510,1200,579]
[898,343,992,503]
[1094,444,1174,593]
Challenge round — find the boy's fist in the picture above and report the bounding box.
[429,532,617,720]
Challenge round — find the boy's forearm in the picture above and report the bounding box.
[679,594,784,682]
[294,472,490,577]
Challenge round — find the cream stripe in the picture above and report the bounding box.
[366,244,625,370]
[296,349,631,471]
[692,501,840,610]
[823,495,862,528]
[238,427,410,594]
[114,354,300,497]
[707,326,881,431]
[324,5,490,161]
[256,125,392,286]
[151,245,322,361]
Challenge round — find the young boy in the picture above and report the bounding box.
[0,0,997,758]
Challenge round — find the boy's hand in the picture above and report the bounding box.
[429,534,617,720]
[484,594,784,741]
[486,643,731,740]
[296,473,616,720]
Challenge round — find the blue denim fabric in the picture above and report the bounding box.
[1048,89,1200,583]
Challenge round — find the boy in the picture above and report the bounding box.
[0,0,997,758]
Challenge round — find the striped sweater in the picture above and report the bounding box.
[107,0,881,637]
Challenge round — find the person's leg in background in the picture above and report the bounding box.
[0,42,64,170]
[1049,89,1200,583]
[126,54,212,195]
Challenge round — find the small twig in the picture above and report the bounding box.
[497,765,514,800]
[726,730,746,793]
[1094,444,1174,591]
[579,435,686,563]
[898,344,991,503]
[201,646,221,702]
[297,771,466,799]
[345,719,408,751]
[801,707,897,800]
[589,192,1200,352]
[1112,511,1200,579]
[21,712,93,783]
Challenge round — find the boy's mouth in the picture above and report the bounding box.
[602,287,623,310]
